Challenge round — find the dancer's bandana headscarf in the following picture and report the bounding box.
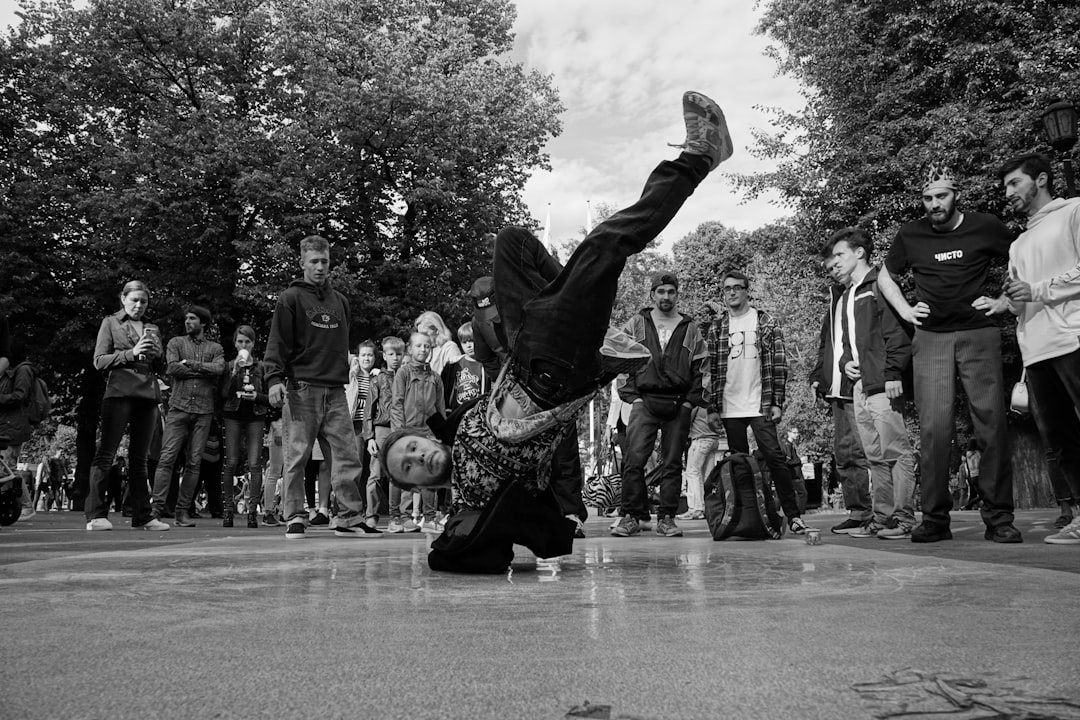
[923,162,957,193]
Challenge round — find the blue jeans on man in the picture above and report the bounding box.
[621,402,692,520]
[151,409,212,517]
[281,382,365,526]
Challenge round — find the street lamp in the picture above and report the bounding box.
[1041,101,1078,197]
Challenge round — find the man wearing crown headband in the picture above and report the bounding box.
[876,162,1022,545]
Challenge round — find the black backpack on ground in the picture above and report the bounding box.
[703,452,784,540]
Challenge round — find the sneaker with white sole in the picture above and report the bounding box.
[877,521,912,540]
[19,507,36,521]
[788,517,810,535]
[611,516,641,537]
[849,520,885,538]
[284,522,306,539]
[668,91,733,170]
[676,509,705,520]
[400,518,421,533]
[386,518,406,534]
[599,327,652,376]
[86,518,113,531]
[655,515,683,537]
[136,518,170,531]
[1044,516,1080,545]
[419,518,441,534]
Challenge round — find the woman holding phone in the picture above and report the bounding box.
[86,280,171,531]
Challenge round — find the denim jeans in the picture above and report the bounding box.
[263,419,282,512]
[151,409,212,517]
[722,415,802,520]
[358,421,387,522]
[621,402,692,520]
[223,417,265,514]
[88,397,158,524]
[1027,348,1080,504]
[852,382,916,525]
[913,327,1013,528]
[281,382,364,525]
[494,153,710,406]
[829,399,871,520]
[683,436,718,513]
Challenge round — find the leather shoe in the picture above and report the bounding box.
[911,523,952,543]
[985,524,1023,543]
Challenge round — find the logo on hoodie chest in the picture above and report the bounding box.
[307,304,342,330]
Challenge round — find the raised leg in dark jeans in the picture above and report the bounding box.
[494,153,711,405]
[722,416,802,520]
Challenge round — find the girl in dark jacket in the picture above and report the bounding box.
[219,325,270,527]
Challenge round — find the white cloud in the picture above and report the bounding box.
[513,0,806,252]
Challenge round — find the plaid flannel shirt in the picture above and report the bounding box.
[706,307,788,415]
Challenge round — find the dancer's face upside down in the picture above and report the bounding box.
[385,434,453,489]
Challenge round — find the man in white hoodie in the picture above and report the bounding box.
[994,152,1080,545]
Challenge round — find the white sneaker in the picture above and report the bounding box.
[138,518,170,531]
[420,519,441,534]
[1045,516,1080,545]
[86,518,114,531]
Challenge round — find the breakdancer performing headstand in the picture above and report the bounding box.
[382,91,733,572]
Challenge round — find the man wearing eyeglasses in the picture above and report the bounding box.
[705,270,811,535]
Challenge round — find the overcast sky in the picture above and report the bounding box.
[512,0,805,251]
[0,0,807,252]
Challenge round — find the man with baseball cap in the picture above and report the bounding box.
[876,162,1021,544]
[611,269,709,538]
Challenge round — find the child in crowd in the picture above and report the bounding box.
[364,336,405,530]
[441,321,489,410]
[348,340,377,520]
[415,310,462,375]
[389,331,445,532]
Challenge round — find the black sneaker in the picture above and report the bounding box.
[985,524,1023,544]
[831,518,864,535]
[262,512,279,527]
[310,511,330,526]
[334,523,381,538]
[285,523,306,539]
[911,523,952,543]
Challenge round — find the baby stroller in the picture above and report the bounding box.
[0,435,26,526]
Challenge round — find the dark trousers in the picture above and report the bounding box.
[913,327,1013,528]
[550,426,587,521]
[223,417,265,514]
[1027,348,1080,504]
[830,399,871,520]
[621,402,692,519]
[494,153,710,406]
[151,410,213,517]
[722,415,802,520]
[87,397,158,524]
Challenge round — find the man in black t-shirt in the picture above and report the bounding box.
[877,163,1021,544]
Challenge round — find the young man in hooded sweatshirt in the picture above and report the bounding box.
[992,152,1080,545]
[264,235,379,539]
